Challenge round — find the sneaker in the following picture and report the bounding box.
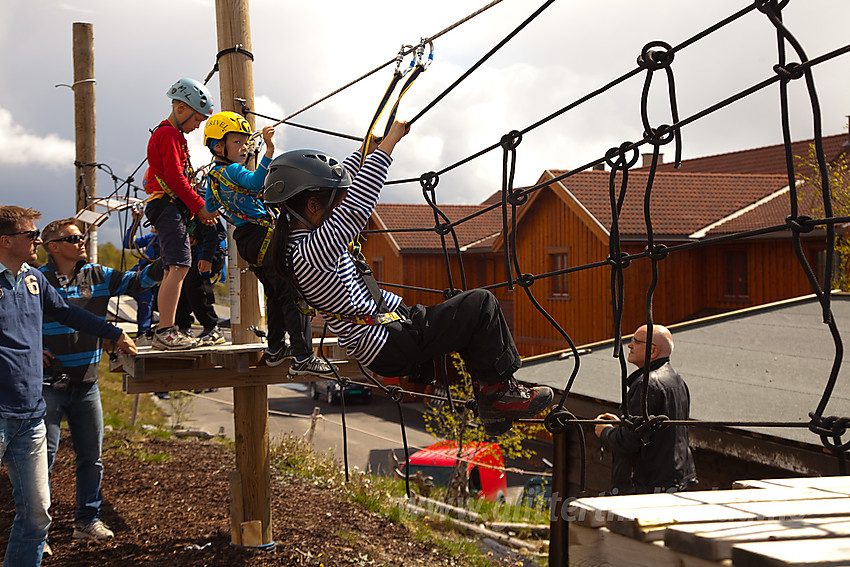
[289,354,338,376]
[262,346,295,367]
[152,327,198,350]
[476,377,553,436]
[73,520,114,541]
[198,326,226,346]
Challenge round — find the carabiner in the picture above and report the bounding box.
[394,44,416,77]
[416,38,435,70]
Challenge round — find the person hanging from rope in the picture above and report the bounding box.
[143,77,218,351]
[202,111,333,375]
[265,120,553,436]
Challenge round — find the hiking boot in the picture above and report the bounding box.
[73,520,114,541]
[262,346,296,367]
[289,354,337,376]
[198,326,226,346]
[476,377,553,436]
[152,327,198,350]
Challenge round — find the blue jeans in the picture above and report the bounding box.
[0,417,50,566]
[43,382,104,525]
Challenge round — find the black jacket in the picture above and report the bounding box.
[600,357,697,494]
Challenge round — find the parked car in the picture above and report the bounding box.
[401,441,507,502]
[309,379,372,405]
[517,458,553,509]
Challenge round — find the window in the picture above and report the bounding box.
[723,251,748,299]
[550,252,569,298]
[371,257,384,282]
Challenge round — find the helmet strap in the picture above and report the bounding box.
[288,209,316,230]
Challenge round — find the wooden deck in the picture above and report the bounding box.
[109,338,366,394]
[569,476,850,566]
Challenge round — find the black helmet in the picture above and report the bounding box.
[263,149,352,204]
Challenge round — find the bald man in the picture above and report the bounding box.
[594,324,696,494]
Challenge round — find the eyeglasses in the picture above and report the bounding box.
[630,337,654,346]
[2,229,40,240]
[48,234,84,245]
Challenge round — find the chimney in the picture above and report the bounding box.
[642,152,664,167]
[592,163,605,171]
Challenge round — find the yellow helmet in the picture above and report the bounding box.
[203,111,251,149]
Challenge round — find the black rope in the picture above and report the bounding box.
[204,44,255,85]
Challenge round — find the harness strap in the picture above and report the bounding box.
[290,246,404,326]
[207,166,275,267]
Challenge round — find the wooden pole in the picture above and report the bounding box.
[213,0,273,547]
[549,430,570,566]
[72,22,97,263]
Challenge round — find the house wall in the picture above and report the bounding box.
[362,207,829,359]
[509,189,613,356]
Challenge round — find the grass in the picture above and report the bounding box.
[98,360,549,565]
[98,358,166,430]
[271,434,549,566]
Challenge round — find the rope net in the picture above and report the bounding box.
[81,0,850,496]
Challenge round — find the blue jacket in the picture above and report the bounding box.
[40,258,159,382]
[204,155,273,227]
[0,263,123,419]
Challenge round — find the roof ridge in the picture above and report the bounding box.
[689,183,793,238]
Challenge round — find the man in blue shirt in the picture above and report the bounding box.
[40,217,160,542]
[0,206,136,566]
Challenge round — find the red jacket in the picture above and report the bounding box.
[144,120,204,215]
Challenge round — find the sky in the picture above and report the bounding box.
[1,0,848,246]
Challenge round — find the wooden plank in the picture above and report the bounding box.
[229,470,243,546]
[606,496,850,542]
[605,503,759,541]
[665,517,850,561]
[731,537,850,567]
[567,524,722,567]
[734,476,850,496]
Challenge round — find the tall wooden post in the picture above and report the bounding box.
[214,0,273,548]
[72,22,97,263]
[549,430,570,566]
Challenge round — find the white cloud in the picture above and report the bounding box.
[0,108,75,170]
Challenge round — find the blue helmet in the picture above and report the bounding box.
[166,78,214,117]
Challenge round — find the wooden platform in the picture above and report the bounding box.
[110,339,366,394]
[569,476,850,566]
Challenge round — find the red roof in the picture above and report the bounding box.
[702,179,845,237]
[642,133,848,175]
[544,169,790,238]
[371,203,502,252]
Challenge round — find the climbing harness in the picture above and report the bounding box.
[206,166,275,267]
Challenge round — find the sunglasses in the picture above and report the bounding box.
[2,229,41,240]
[48,234,85,245]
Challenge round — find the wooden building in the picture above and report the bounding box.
[359,133,849,357]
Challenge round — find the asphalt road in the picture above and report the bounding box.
[170,382,449,477]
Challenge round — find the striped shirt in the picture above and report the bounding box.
[40,260,158,382]
[288,149,401,366]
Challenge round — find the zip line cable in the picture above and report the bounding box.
[271,0,507,127]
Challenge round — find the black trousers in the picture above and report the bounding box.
[367,289,520,387]
[176,266,219,331]
[234,223,311,356]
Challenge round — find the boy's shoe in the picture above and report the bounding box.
[289,354,338,376]
[152,327,198,350]
[73,520,114,541]
[262,346,295,367]
[476,377,553,436]
[198,326,226,346]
